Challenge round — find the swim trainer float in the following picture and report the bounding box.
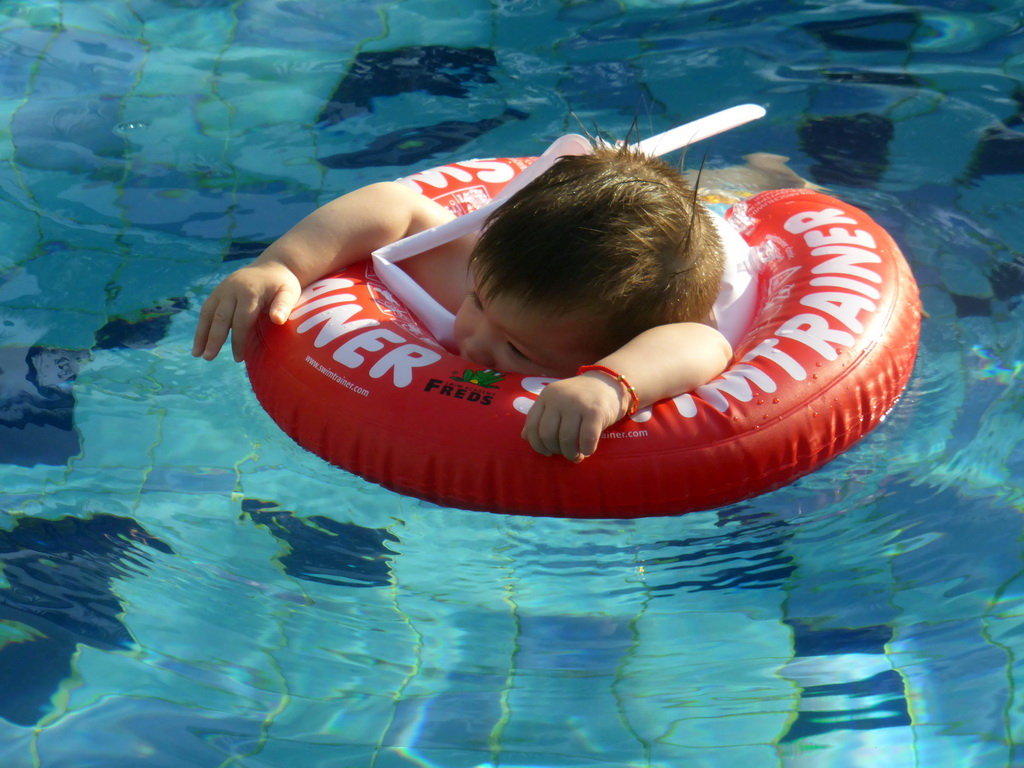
[244,150,921,518]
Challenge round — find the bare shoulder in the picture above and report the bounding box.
[373,183,474,312]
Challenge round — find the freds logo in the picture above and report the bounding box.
[423,369,504,405]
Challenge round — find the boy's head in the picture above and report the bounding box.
[468,143,725,360]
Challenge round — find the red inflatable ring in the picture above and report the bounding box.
[244,156,921,518]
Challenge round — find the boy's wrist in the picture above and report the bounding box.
[252,244,317,290]
[255,239,299,270]
[577,365,639,419]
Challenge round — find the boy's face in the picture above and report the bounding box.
[453,286,604,378]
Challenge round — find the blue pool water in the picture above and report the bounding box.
[2,0,1024,765]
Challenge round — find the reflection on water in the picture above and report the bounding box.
[0,0,1022,765]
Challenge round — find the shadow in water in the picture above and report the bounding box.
[0,514,172,726]
[242,499,399,588]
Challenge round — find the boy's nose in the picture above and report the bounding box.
[463,339,495,368]
[461,328,496,368]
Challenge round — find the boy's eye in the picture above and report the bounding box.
[468,291,483,310]
[507,342,529,361]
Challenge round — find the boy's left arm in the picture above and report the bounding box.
[522,323,732,462]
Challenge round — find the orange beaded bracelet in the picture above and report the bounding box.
[577,365,639,417]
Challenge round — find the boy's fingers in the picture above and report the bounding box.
[522,403,554,456]
[536,408,582,462]
[558,414,584,462]
[522,387,594,462]
[193,292,225,357]
[193,267,297,362]
[539,410,566,458]
[192,306,212,357]
[229,297,263,362]
[268,284,300,325]
[198,296,236,361]
[577,419,602,460]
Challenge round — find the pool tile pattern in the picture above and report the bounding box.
[1,1,1023,766]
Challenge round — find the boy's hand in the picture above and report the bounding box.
[521,372,628,462]
[192,262,302,362]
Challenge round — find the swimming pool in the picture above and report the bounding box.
[2,0,1023,765]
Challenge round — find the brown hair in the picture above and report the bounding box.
[470,143,724,354]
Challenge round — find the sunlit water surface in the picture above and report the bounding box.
[1,0,1023,766]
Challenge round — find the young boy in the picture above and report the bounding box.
[192,144,738,463]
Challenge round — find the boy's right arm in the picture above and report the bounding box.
[192,182,454,362]
[522,322,733,462]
